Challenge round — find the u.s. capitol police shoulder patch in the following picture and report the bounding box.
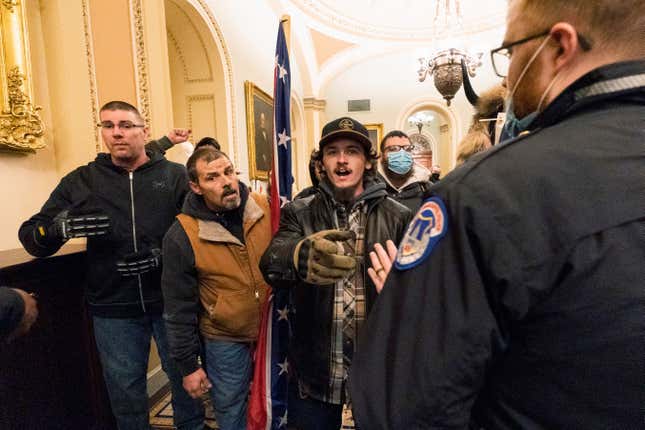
[395,196,448,270]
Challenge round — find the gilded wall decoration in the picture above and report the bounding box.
[0,1,45,153]
[81,0,100,152]
[186,94,216,132]
[1,1,18,12]
[130,0,151,126]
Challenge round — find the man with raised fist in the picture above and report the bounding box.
[19,100,203,430]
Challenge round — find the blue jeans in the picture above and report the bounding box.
[287,380,343,430]
[93,315,204,430]
[203,339,252,430]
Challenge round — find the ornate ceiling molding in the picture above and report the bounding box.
[289,0,505,42]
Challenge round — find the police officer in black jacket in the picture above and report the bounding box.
[19,101,204,429]
[351,1,645,428]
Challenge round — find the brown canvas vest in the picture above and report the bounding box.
[177,193,271,342]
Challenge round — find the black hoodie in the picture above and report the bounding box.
[19,149,189,317]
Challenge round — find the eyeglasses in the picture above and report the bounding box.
[490,30,550,78]
[490,30,593,78]
[97,121,146,131]
[383,144,413,154]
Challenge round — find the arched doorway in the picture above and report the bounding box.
[397,98,462,172]
[164,0,232,165]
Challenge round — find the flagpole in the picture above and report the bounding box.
[281,15,291,52]
[269,16,293,234]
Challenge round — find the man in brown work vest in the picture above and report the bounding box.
[161,147,272,430]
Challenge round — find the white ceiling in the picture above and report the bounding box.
[289,0,508,41]
[268,0,510,96]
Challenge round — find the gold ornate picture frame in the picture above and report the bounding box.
[244,81,274,180]
[365,123,383,153]
[0,1,45,153]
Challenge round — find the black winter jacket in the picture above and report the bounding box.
[351,60,645,429]
[260,178,412,401]
[19,149,188,317]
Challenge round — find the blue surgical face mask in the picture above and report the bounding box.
[500,35,555,143]
[387,150,414,175]
[499,103,538,143]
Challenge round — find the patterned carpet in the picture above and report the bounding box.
[149,392,217,429]
[149,391,355,429]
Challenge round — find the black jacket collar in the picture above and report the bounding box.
[532,60,645,130]
[318,175,387,208]
[95,148,165,172]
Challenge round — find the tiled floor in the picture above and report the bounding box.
[149,392,356,429]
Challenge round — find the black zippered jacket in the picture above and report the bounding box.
[19,148,188,317]
[351,60,645,429]
[260,178,412,401]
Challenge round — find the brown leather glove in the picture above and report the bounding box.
[294,229,357,285]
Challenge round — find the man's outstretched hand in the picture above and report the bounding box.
[367,240,398,294]
[294,229,357,285]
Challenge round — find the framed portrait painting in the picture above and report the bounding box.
[245,81,274,180]
[364,123,384,153]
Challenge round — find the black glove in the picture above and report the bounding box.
[116,248,162,277]
[35,210,110,244]
[294,229,356,285]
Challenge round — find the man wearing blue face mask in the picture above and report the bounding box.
[377,130,432,212]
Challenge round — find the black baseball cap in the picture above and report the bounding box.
[319,117,372,153]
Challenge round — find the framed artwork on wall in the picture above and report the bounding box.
[364,123,384,153]
[244,81,274,180]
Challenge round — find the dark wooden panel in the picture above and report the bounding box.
[0,245,115,429]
